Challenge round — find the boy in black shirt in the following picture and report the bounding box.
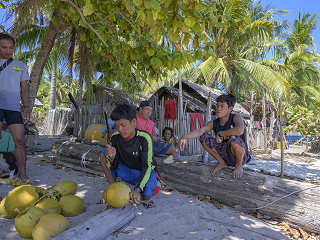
[99,104,160,204]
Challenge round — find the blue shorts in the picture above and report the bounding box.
[154,140,171,156]
[0,109,24,125]
[101,148,159,197]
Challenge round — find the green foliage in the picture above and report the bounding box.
[197,0,289,100]
[284,104,320,137]
[286,13,317,52]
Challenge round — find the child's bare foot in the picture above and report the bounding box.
[210,163,227,176]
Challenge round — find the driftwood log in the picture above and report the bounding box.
[52,207,136,240]
[52,141,320,233]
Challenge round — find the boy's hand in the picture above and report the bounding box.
[178,137,187,151]
[132,188,142,204]
[106,144,116,162]
[215,134,223,144]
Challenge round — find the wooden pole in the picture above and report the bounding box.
[269,103,275,149]
[52,207,137,240]
[262,96,267,150]
[178,70,184,138]
[203,92,212,163]
[248,91,254,149]
[279,99,285,177]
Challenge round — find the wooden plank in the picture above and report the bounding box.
[52,207,137,240]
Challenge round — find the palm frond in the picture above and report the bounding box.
[198,56,230,87]
[235,59,290,99]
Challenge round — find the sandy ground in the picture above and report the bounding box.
[0,136,308,240]
[246,146,320,181]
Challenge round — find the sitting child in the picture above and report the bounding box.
[161,127,180,159]
[161,127,178,146]
[0,123,18,178]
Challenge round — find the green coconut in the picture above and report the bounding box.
[103,182,131,208]
[14,206,45,238]
[0,197,13,219]
[5,185,39,217]
[35,198,61,214]
[59,195,84,217]
[32,214,69,240]
[53,180,77,196]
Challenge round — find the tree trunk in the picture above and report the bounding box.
[262,96,267,150]
[310,137,320,153]
[68,28,76,82]
[10,13,28,38]
[77,40,87,106]
[51,141,320,234]
[49,63,57,110]
[29,10,65,111]
[269,104,275,149]
[279,99,285,177]
[156,160,320,234]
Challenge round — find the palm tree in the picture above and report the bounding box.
[198,0,289,98]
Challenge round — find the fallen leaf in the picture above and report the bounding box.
[256,212,263,219]
[233,205,242,210]
[197,194,208,201]
[298,227,309,240]
[209,199,223,209]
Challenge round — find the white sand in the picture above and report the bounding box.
[0,136,295,240]
[0,152,289,240]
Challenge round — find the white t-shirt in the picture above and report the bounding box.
[0,59,30,112]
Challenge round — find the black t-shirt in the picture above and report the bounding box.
[111,129,157,191]
[212,113,248,148]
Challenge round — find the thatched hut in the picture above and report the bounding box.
[173,81,250,118]
[149,86,205,156]
[43,84,136,137]
[149,81,250,156]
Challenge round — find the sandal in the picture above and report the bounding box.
[142,200,155,208]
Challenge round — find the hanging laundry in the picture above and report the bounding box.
[164,99,177,120]
[255,121,262,129]
[190,113,204,131]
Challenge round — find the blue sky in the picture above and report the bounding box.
[261,0,320,53]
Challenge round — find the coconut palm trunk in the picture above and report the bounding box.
[10,13,28,38]
[269,104,275,148]
[49,63,57,110]
[279,99,285,177]
[29,10,65,111]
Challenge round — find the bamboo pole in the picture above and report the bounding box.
[178,70,184,138]
[203,92,212,163]
[262,96,267,150]
[248,91,255,149]
[279,99,285,177]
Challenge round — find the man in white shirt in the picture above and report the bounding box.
[0,33,30,182]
